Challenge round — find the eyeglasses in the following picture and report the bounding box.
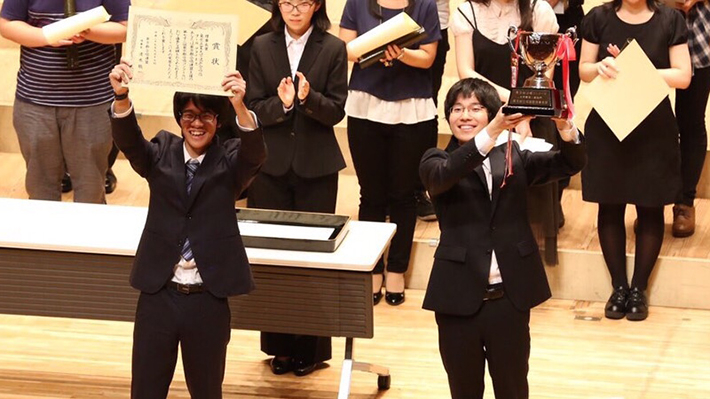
[450,104,487,116]
[278,1,315,13]
[180,111,218,124]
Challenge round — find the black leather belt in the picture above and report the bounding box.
[166,281,204,294]
[482,283,504,301]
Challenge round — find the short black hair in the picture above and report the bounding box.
[444,78,502,123]
[172,92,230,126]
[270,0,331,32]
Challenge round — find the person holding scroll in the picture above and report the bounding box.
[451,0,567,266]
[579,0,691,321]
[339,0,441,306]
[0,0,129,204]
[108,59,266,399]
[420,77,585,399]
[246,0,348,377]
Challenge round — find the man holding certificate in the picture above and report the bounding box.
[0,1,129,204]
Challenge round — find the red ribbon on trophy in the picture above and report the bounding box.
[556,35,577,119]
[502,30,523,188]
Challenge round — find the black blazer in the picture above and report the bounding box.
[247,29,348,178]
[419,135,586,315]
[111,111,267,298]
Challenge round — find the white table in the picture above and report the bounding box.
[0,198,396,397]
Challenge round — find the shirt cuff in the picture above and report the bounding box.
[474,128,497,156]
[111,101,133,118]
[283,103,294,113]
[235,110,259,132]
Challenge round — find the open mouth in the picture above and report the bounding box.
[188,130,207,138]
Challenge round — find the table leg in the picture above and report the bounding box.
[337,337,391,399]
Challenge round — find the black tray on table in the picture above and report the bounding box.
[235,208,350,252]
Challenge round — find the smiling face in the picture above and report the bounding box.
[279,1,320,37]
[448,94,491,144]
[179,101,219,158]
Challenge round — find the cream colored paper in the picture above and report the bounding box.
[133,0,270,46]
[125,6,238,96]
[583,39,670,141]
[582,0,605,15]
[346,12,421,58]
[495,131,553,152]
[238,221,335,241]
[42,6,110,45]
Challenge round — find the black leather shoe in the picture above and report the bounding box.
[385,291,405,306]
[105,169,117,194]
[293,359,318,377]
[626,287,648,321]
[269,357,292,375]
[373,289,383,305]
[604,286,628,319]
[61,173,72,193]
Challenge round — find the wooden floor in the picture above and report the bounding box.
[0,292,709,398]
[1,152,709,260]
[2,152,710,398]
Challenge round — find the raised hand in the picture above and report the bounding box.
[108,57,133,95]
[222,70,247,106]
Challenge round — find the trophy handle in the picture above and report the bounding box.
[564,26,578,45]
[507,25,522,58]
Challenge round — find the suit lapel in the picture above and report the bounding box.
[474,165,487,193]
[270,32,292,78]
[296,30,324,77]
[172,139,188,205]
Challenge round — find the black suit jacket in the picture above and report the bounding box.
[247,29,348,178]
[111,111,267,298]
[420,135,586,315]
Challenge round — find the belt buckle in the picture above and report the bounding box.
[177,283,191,294]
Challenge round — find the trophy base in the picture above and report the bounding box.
[502,87,567,118]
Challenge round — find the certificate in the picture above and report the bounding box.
[125,6,238,96]
[42,6,110,45]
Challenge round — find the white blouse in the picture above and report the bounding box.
[450,0,559,44]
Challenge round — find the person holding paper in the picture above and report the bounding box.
[109,59,266,399]
[246,0,347,377]
[0,0,129,204]
[420,77,585,399]
[339,0,441,306]
[451,0,567,266]
[672,0,710,237]
[579,0,691,321]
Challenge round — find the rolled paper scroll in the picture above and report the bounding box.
[42,6,110,45]
[346,12,424,61]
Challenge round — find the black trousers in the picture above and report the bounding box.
[431,28,450,107]
[435,296,531,399]
[247,169,337,363]
[347,117,437,273]
[675,65,710,206]
[131,288,231,399]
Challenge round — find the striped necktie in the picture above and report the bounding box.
[181,159,199,261]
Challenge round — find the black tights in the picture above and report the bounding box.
[597,204,664,291]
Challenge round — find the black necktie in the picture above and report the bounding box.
[180,160,200,261]
[64,0,79,69]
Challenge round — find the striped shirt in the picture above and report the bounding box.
[1,0,130,107]
[687,1,710,68]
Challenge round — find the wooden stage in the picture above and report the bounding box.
[1,152,710,398]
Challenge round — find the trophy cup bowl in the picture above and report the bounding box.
[502,26,577,117]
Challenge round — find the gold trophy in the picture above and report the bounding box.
[502,26,577,118]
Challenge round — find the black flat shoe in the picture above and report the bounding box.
[61,173,72,193]
[385,291,405,306]
[105,169,117,194]
[626,287,648,321]
[293,359,319,377]
[604,286,628,320]
[373,289,383,305]
[269,357,292,375]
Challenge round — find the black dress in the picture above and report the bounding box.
[580,5,688,206]
[458,0,563,264]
